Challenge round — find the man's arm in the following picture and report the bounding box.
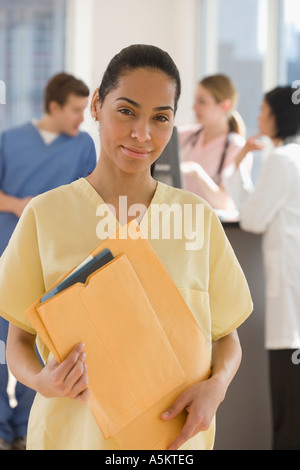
[0,190,32,217]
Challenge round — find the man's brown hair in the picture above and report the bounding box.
[44,72,90,113]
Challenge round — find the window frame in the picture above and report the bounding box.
[196,0,291,91]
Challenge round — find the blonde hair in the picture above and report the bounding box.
[200,74,246,138]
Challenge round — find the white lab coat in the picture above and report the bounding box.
[224,142,300,349]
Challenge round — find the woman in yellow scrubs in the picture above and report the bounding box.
[0,45,252,450]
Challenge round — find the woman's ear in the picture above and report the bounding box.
[220,98,232,113]
[90,89,100,121]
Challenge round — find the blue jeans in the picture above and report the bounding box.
[0,316,36,443]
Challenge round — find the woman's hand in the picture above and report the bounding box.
[161,330,242,450]
[35,343,90,403]
[7,325,90,404]
[235,134,265,168]
[180,161,203,177]
[160,375,225,450]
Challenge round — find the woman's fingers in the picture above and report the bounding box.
[56,343,85,380]
[40,343,90,401]
[58,344,89,400]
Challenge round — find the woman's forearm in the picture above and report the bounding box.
[234,146,249,169]
[7,323,90,402]
[200,183,237,211]
[210,329,242,400]
[193,173,237,211]
[6,324,43,390]
[181,162,237,211]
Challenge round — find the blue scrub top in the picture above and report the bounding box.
[0,122,97,254]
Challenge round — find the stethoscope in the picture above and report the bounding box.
[182,128,232,185]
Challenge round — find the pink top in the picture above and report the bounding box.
[178,124,252,198]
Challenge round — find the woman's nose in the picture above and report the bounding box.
[131,121,151,142]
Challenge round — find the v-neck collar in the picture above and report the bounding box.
[75,177,163,228]
[29,121,64,147]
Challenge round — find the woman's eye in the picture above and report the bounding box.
[155,115,169,123]
[119,108,134,116]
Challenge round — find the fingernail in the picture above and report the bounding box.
[161,411,170,419]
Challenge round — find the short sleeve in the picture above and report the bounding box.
[208,211,253,341]
[82,134,97,176]
[0,202,45,334]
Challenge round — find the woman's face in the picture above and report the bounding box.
[93,68,176,175]
[193,84,229,127]
[257,100,277,138]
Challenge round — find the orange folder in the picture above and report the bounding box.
[26,221,211,450]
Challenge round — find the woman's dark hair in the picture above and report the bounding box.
[98,44,181,113]
[265,86,300,141]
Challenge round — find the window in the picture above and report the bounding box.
[0,0,66,132]
[278,0,300,84]
[217,0,268,136]
[198,0,268,136]
[197,0,300,133]
[197,0,300,179]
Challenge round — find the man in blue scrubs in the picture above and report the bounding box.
[0,72,97,450]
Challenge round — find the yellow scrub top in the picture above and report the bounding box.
[0,179,252,450]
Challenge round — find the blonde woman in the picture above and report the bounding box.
[179,74,251,211]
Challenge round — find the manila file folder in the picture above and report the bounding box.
[26,221,211,450]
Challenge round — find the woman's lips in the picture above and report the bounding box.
[121,146,151,159]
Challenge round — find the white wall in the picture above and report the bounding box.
[65,0,200,150]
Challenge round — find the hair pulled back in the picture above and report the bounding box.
[98,44,181,113]
[199,74,246,137]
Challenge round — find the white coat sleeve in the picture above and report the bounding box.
[239,153,290,234]
[222,160,254,212]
